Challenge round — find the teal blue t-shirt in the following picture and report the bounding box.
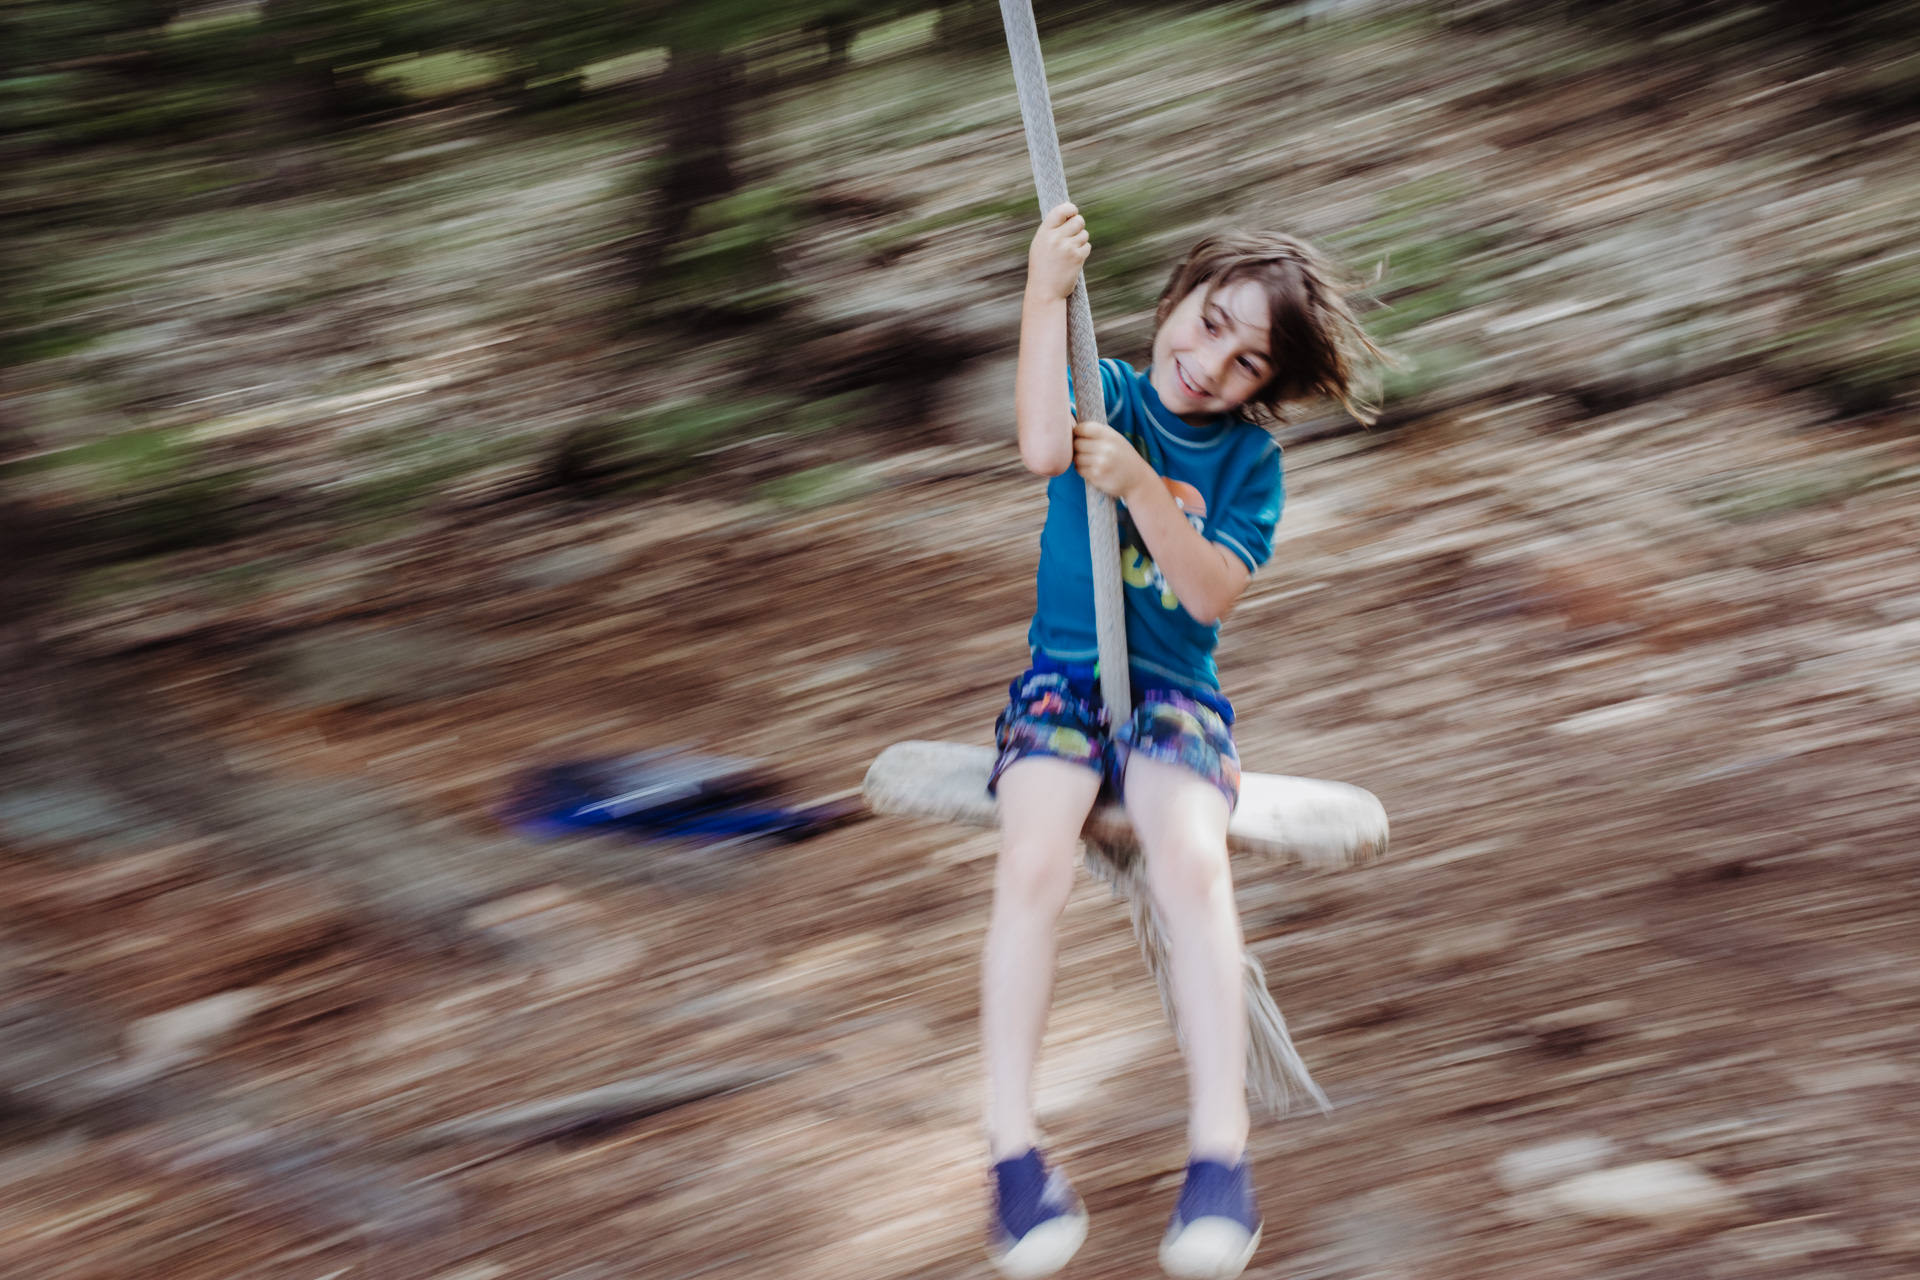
[1029,358,1284,692]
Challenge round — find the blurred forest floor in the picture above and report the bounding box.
[2,5,1918,1278]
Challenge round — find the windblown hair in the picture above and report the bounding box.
[1155,230,1384,425]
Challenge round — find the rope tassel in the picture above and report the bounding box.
[1084,842,1330,1118]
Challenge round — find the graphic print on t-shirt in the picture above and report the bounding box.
[1121,478,1207,612]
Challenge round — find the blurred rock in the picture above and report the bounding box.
[1413,921,1514,972]
[411,1064,813,1147]
[1532,1160,1743,1226]
[122,988,274,1076]
[263,623,494,708]
[1493,1134,1618,1194]
[509,543,623,590]
[1789,1059,1913,1096]
[1720,1219,1862,1265]
[1550,696,1679,736]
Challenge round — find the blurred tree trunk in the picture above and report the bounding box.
[258,0,352,128]
[817,9,857,74]
[633,41,743,282]
[937,0,1002,49]
[101,2,188,89]
[0,402,64,681]
[657,43,741,244]
[251,0,361,189]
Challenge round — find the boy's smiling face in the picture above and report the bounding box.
[1149,277,1274,424]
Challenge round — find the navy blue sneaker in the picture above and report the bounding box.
[1159,1157,1262,1279]
[990,1148,1089,1278]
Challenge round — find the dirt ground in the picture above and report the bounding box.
[5,373,1919,1279]
[5,9,1920,1279]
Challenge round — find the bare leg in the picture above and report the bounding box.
[1122,756,1249,1162]
[983,757,1102,1160]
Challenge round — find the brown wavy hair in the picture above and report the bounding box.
[1154,230,1384,425]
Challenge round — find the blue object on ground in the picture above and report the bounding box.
[503,750,861,844]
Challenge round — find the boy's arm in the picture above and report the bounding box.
[1015,204,1090,477]
[1069,424,1255,626]
[1116,471,1252,625]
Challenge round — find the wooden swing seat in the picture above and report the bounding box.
[863,739,1387,870]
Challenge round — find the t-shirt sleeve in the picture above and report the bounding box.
[1210,439,1284,573]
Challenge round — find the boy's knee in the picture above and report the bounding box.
[995,838,1078,915]
[1146,838,1231,905]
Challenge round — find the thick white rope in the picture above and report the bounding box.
[996,0,1325,1117]
[998,0,1130,721]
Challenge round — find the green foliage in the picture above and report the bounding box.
[639,397,787,456]
[1,0,170,71]
[788,389,883,436]
[1775,248,1920,418]
[257,0,450,70]
[0,69,89,136]
[443,0,665,106]
[1700,459,1920,522]
[1378,343,1474,413]
[1333,177,1511,343]
[1076,179,1203,317]
[649,0,916,55]
[1,0,621,146]
[933,0,1002,51]
[851,9,940,62]
[652,185,803,321]
[1315,177,1520,422]
[580,48,669,94]
[365,50,513,101]
[555,396,779,493]
[161,4,263,74]
[757,461,876,509]
[336,426,498,518]
[550,391,880,495]
[0,315,96,368]
[1,1,257,146]
[63,556,170,607]
[34,427,256,553]
[858,189,1031,264]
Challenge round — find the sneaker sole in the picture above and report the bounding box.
[1158,1218,1261,1280]
[993,1210,1089,1279]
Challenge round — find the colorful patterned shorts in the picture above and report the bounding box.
[988,661,1241,812]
